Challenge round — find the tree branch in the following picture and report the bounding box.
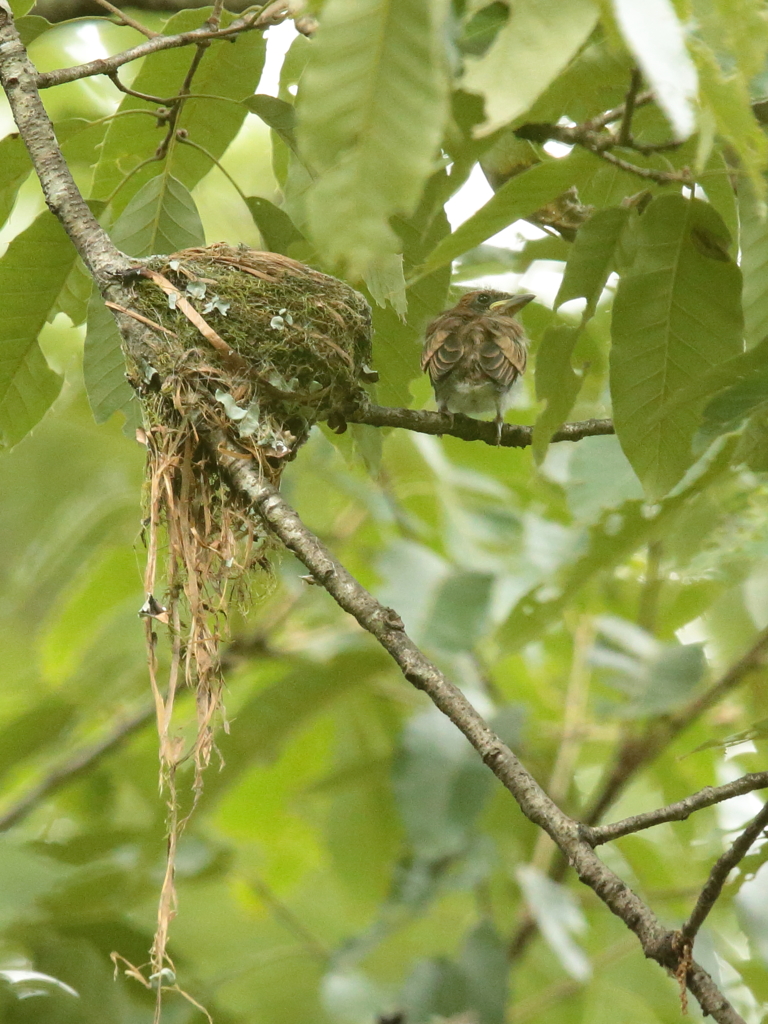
[617,69,643,147]
[216,446,744,1024]
[587,772,768,846]
[0,3,125,285]
[681,800,768,943]
[35,1,291,90]
[343,405,614,448]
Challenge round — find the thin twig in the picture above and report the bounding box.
[587,90,654,131]
[154,41,209,160]
[681,801,768,943]
[617,69,643,146]
[36,3,292,90]
[587,772,768,846]
[595,147,692,185]
[92,0,158,38]
[343,405,614,448]
[178,135,249,204]
[108,70,174,105]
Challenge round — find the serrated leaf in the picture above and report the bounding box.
[463,0,598,136]
[51,258,93,327]
[245,196,306,255]
[517,866,591,980]
[415,148,636,280]
[699,367,768,439]
[693,39,768,197]
[0,211,73,450]
[555,206,630,313]
[0,133,31,228]
[393,706,493,861]
[422,570,495,652]
[83,289,135,425]
[612,0,698,139]
[497,438,735,650]
[9,0,35,16]
[244,94,299,154]
[532,324,583,463]
[298,0,451,277]
[110,173,204,257]
[740,178,768,349]
[610,195,743,499]
[364,253,407,316]
[91,9,266,209]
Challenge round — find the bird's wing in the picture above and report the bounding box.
[475,317,527,387]
[421,314,467,382]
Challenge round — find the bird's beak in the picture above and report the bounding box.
[489,293,535,314]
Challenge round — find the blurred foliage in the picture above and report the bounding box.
[3,2,768,1023]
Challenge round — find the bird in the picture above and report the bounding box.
[421,289,535,444]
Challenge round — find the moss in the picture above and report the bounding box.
[126,244,373,469]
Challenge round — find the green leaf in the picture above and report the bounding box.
[740,179,768,349]
[566,434,644,523]
[244,94,299,154]
[52,258,93,327]
[612,0,697,139]
[555,207,630,313]
[0,211,73,450]
[517,866,590,980]
[699,367,768,439]
[693,40,768,196]
[393,706,493,862]
[462,0,598,136]
[524,38,633,126]
[415,148,638,280]
[610,195,743,498]
[91,9,266,208]
[245,196,306,255]
[458,922,509,1024]
[497,438,735,650]
[532,324,584,462]
[110,173,205,257]
[593,617,706,715]
[0,133,31,228]
[364,253,408,316]
[83,289,136,426]
[298,0,451,277]
[422,571,495,652]
[9,0,35,16]
[200,649,388,806]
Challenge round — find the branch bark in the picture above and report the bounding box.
[587,771,768,846]
[343,405,614,447]
[681,800,768,943]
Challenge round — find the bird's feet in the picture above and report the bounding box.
[494,412,504,446]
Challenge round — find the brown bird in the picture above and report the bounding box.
[421,289,535,444]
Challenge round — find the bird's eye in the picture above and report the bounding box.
[477,292,491,305]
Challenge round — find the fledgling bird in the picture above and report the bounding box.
[421,290,535,444]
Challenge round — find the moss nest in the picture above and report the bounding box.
[125,244,374,477]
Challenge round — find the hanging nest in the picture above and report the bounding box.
[116,246,375,993]
[123,243,374,477]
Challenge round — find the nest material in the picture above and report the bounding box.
[125,244,374,477]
